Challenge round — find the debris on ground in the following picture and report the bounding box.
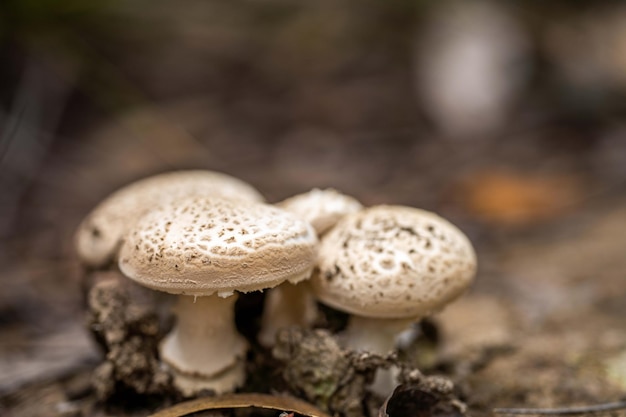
[86,271,172,399]
[272,327,466,417]
[378,372,467,417]
[273,327,387,417]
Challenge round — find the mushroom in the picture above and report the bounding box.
[75,170,265,268]
[277,188,364,235]
[310,205,477,396]
[117,196,318,395]
[258,188,363,347]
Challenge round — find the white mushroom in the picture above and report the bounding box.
[75,170,265,268]
[311,205,476,396]
[118,197,318,395]
[277,188,364,235]
[258,188,363,347]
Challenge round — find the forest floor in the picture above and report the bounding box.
[0,99,625,416]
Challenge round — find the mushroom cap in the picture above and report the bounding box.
[118,197,318,296]
[311,205,477,319]
[277,188,363,235]
[75,170,265,268]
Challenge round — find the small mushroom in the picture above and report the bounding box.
[258,188,363,347]
[311,205,477,396]
[118,196,318,395]
[277,188,364,235]
[75,170,265,268]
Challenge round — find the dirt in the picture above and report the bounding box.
[379,381,466,417]
[273,327,385,417]
[86,272,172,400]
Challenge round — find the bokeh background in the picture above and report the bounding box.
[1,1,626,415]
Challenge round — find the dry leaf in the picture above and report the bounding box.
[149,392,332,417]
[455,170,581,226]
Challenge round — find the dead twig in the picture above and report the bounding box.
[494,400,626,415]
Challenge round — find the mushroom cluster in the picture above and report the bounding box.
[76,170,477,400]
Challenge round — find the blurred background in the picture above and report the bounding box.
[1,0,626,415]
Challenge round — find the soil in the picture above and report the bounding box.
[1,2,626,416]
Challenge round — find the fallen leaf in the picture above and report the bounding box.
[454,170,582,226]
[148,392,332,417]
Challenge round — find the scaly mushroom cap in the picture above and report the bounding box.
[75,170,265,267]
[311,205,476,319]
[277,188,363,235]
[118,197,318,296]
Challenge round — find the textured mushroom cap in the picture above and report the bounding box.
[277,188,363,235]
[75,170,265,267]
[311,205,476,319]
[118,197,318,296]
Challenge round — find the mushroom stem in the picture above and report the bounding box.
[258,281,318,347]
[342,315,415,397]
[161,294,248,379]
[343,315,414,353]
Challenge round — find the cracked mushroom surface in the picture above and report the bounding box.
[311,205,476,396]
[259,188,363,346]
[313,205,476,318]
[118,196,318,396]
[75,170,265,268]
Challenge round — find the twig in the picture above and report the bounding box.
[494,400,626,415]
